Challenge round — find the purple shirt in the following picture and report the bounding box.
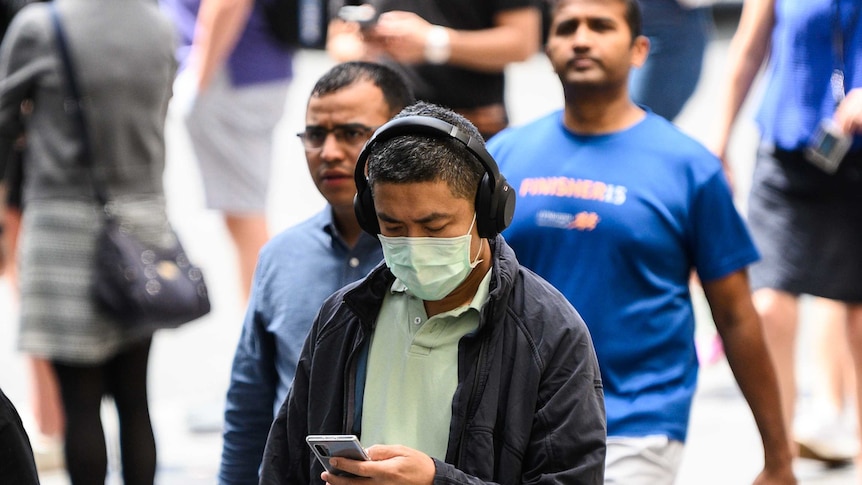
[160,0,293,86]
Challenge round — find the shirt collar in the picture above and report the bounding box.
[320,207,378,251]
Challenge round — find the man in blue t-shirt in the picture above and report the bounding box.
[487,0,796,483]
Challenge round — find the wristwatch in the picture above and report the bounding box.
[424,26,451,65]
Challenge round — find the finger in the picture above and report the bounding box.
[321,469,359,484]
[328,457,372,478]
[834,94,862,135]
[833,109,854,135]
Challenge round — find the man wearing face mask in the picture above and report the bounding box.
[259,101,607,485]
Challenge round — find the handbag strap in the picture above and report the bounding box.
[50,4,109,207]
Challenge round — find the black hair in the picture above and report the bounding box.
[550,0,642,40]
[365,101,485,201]
[310,61,415,115]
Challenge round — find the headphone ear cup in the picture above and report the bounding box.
[495,179,516,235]
[475,173,516,238]
[354,184,380,235]
[475,173,494,239]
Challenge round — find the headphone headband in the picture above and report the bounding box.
[353,116,503,193]
[353,115,516,237]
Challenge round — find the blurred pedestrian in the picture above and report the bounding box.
[326,0,541,138]
[160,0,295,302]
[0,0,178,483]
[712,0,862,469]
[0,0,65,472]
[630,0,712,121]
[218,61,413,485]
[488,0,795,483]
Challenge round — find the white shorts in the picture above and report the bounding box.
[605,435,685,485]
[178,68,290,213]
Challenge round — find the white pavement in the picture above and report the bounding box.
[0,8,857,484]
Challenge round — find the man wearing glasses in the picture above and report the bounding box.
[218,61,414,485]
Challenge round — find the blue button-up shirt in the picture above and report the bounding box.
[218,208,382,485]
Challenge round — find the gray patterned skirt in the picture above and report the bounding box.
[17,196,176,365]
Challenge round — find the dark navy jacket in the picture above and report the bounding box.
[260,236,606,484]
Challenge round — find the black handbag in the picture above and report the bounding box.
[51,6,210,329]
[93,217,210,329]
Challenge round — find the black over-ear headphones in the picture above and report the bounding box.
[353,115,516,238]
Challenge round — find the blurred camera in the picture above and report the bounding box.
[805,119,852,174]
[337,5,378,30]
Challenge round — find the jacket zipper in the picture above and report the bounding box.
[456,335,488,466]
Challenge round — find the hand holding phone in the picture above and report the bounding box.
[805,118,852,174]
[337,5,378,30]
[306,435,370,478]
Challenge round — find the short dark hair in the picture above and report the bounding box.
[366,101,485,202]
[310,61,415,116]
[622,0,642,39]
[550,0,642,40]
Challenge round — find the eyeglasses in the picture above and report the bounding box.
[296,123,376,151]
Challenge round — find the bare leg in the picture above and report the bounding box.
[794,297,857,463]
[224,213,268,302]
[843,304,862,474]
[181,213,268,434]
[28,358,65,438]
[752,288,799,451]
[810,298,853,414]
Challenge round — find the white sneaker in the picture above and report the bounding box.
[30,433,64,472]
[794,409,858,465]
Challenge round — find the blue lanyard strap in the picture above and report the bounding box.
[831,0,861,104]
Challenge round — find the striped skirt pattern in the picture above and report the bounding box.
[17,196,175,365]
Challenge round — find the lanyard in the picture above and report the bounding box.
[831,0,861,105]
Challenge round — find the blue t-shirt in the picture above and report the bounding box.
[488,111,759,442]
[219,208,382,484]
[756,0,862,151]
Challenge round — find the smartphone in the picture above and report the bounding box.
[805,118,852,174]
[306,434,371,477]
[337,4,378,30]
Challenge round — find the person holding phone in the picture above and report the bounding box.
[326,0,541,139]
[711,0,862,468]
[259,101,606,484]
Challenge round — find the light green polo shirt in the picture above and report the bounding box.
[360,269,492,460]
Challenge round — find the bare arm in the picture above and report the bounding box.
[435,7,540,71]
[702,270,796,485]
[189,0,255,91]
[711,0,775,164]
[327,7,540,73]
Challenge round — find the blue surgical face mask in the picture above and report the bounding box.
[378,214,483,301]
